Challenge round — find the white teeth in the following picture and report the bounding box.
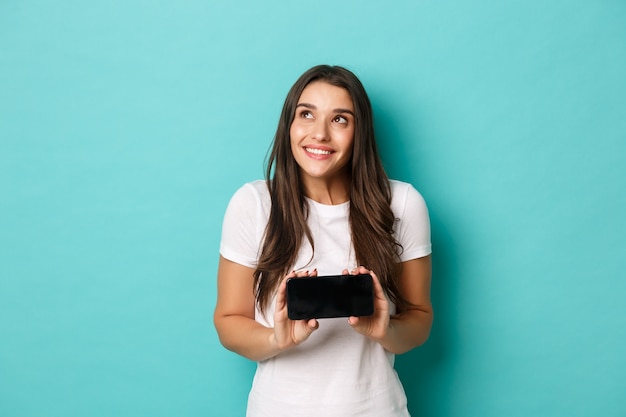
[306,147,331,155]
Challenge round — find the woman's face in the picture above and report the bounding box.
[290,81,355,185]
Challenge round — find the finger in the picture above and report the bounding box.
[369,271,387,300]
[275,275,291,310]
[309,268,318,277]
[356,265,371,275]
[342,269,350,275]
[307,319,319,330]
[276,270,298,306]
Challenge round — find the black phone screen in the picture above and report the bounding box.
[286,273,374,320]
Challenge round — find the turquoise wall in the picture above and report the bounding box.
[1,1,625,416]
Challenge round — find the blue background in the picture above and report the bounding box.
[1,1,625,416]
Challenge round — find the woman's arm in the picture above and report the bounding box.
[348,255,433,354]
[213,256,319,361]
[213,256,278,361]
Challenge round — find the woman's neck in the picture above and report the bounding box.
[301,175,350,205]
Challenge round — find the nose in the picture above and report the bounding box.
[311,120,329,141]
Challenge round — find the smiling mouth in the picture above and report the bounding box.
[305,147,333,155]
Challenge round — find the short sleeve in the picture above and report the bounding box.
[391,181,432,261]
[219,181,269,268]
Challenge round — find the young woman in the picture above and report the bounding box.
[214,65,433,417]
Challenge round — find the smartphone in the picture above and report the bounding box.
[286,273,374,320]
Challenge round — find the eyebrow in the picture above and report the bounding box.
[296,102,355,116]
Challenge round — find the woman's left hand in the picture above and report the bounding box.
[344,266,390,342]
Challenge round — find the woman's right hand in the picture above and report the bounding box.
[271,269,319,351]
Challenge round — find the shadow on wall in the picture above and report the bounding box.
[374,95,460,417]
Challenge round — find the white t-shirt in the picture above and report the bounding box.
[220,179,432,417]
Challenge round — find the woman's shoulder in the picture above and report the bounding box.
[389,179,412,193]
[230,179,269,198]
[226,180,271,212]
[389,179,425,199]
[388,179,428,215]
[240,179,269,195]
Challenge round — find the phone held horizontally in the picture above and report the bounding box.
[286,273,374,320]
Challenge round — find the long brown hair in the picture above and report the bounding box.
[254,65,409,313]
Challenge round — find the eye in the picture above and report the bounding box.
[333,115,348,124]
[299,110,314,119]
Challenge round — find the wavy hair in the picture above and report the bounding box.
[254,65,409,314]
